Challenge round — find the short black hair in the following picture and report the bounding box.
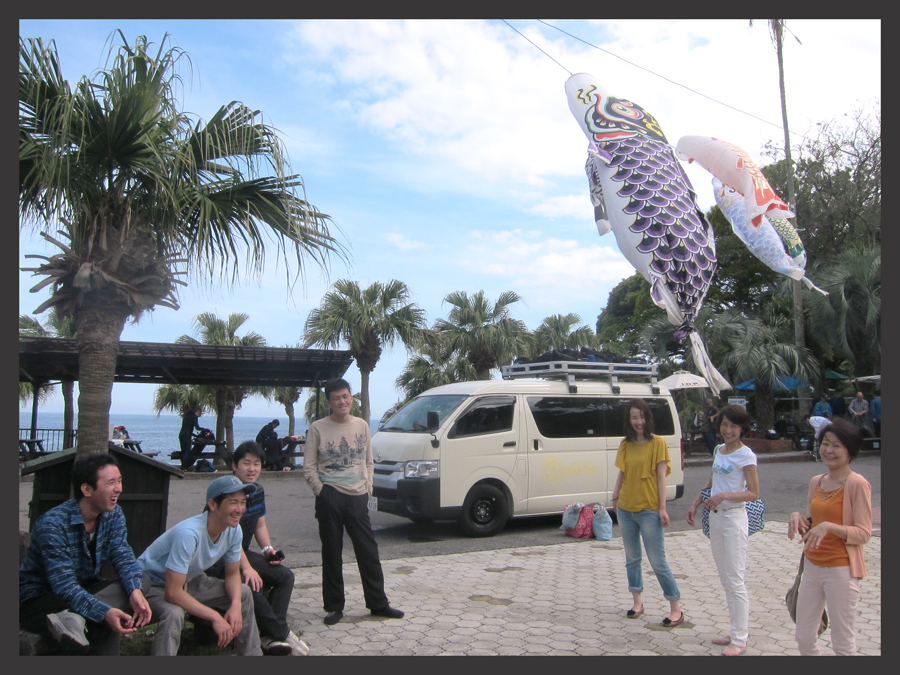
[232,440,266,465]
[820,418,863,461]
[72,454,119,500]
[716,404,752,438]
[271,419,280,426]
[324,377,352,399]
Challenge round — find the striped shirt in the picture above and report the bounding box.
[19,499,143,624]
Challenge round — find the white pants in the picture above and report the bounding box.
[795,562,860,655]
[709,506,749,646]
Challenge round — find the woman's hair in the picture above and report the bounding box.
[623,398,654,442]
[820,418,863,460]
[715,404,752,438]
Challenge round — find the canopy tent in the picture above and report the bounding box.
[734,376,812,391]
[658,371,709,390]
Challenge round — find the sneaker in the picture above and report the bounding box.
[46,610,90,648]
[323,610,343,625]
[370,605,404,619]
[285,631,310,656]
[260,636,293,656]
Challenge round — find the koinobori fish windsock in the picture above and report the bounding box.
[564,72,731,395]
[674,135,794,227]
[712,178,827,295]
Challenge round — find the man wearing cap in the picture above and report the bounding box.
[137,476,263,655]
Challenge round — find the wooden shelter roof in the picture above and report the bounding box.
[19,337,353,388]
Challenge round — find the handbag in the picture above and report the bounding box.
[591,503,613,541]
[564,504,595,539]
[699,487,765,538]
[785,553,829,636]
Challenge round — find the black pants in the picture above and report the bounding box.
[19,580,128,655]
[315,485,389,612]
[206,550,295,641]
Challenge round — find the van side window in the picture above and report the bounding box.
[602,398,676,437]
[526,397,606,438]
[448,396,516,439]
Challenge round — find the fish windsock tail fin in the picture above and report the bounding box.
[689,332,731,397]
[801,276,829,296]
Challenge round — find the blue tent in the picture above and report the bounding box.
[734,376,811,391]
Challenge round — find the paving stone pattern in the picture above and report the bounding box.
[284,521,880,656]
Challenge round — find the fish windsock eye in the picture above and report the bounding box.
[608,99,642,120]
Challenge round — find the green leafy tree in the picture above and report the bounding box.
[434,290,529,380]
[302,279,431,425]
[176,312,269,453]
[152,384,213,419]
[395,340,477,402]
[595,274,664,358]
[528,313,596,356]
[20,309,77,446]
[19,33,339,456]
[271,386,303,437]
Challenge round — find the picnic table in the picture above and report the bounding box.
[19,438,54,463]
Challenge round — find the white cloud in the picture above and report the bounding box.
[384,232,427,250]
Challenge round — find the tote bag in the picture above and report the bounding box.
[699,487,765,538]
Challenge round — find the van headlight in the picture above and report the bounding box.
[404,461,439,478]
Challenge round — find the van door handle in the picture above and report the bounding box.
[533,439,540,451]
[503,441,516,447]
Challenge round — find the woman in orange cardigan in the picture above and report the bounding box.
[788,418,872,655]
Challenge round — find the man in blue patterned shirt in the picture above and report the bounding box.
[19,454,151,654]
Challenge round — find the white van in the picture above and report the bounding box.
[371,361,684,537]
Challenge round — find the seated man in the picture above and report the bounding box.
[19,454,151,654]
[206,441,309,655]
[137,476,262,655]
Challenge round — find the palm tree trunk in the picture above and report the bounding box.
[62,380,76,448]
[284,403,295,437]
[755,387,777,435]
[360,369,371,427]
[74,301,130,456]
[214,386,227,446]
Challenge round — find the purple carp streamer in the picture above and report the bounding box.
[565,72,730,395]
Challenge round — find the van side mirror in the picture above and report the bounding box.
[427,412,440,430]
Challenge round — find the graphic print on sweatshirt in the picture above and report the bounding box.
[319,432,369,487]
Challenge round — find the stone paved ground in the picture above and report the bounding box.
[285,521,880,656]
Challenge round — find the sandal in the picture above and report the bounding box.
[626,604,644,619]
[722,644,747,656]
[661,611,685,627]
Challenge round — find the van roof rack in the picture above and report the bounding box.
[500,360,659,396]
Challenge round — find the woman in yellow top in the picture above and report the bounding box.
[611,398,683,627]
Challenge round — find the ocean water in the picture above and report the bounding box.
[19,412,384,466]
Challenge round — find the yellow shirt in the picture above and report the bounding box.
[615,436,671,512]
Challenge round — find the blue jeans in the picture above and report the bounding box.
[617,507,681,601]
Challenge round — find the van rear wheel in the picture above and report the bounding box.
[458,484,509,537]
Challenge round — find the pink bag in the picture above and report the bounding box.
[565,505,594,539]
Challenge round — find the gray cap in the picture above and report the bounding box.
[206,475,257,502]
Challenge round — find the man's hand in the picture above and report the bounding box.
[104,607,138,634]
[224,603,243,638]
[129,589,152,627]
[211,613,236,648]
[265,550,284,566]
[242,566,263,592]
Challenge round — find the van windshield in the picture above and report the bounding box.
[378,395,469,433]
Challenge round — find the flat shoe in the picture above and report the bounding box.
[661,611,684,627]
[722,644,747,656]
[711,636,732,646]
[626,605,644,619]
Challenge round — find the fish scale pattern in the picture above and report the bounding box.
[598,136,716,328]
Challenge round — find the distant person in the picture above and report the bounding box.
[701,398,720,455]
[848,391,869,434]
[869,390,880,437]
[788,419,872,656]
[206,441,309,656]
[804,415,832,460]
[137,476,262,655]
[19,454,151,654]
[813,394,833,420]
[829,391,847,420]
[687,405,760,656]
[611,398,684,628]
[303,378,404,625]
[179,407,203,470]
[256,419,296,471]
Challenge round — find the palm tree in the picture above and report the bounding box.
[528,313,596,356]
[20,309,77,447]
[395,340,477,402]
[19,381,54,407]
[19,33,339,456]
[434,290,530,380]
[272,386,303,436]
[804,244,880,375]
[152,384,213,419]
[302,279,431,425]
[176,312,269,453]
[304,390,362,425]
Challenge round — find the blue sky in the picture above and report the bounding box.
[19,19,881,420]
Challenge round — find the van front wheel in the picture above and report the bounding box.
[458,484,509,537]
